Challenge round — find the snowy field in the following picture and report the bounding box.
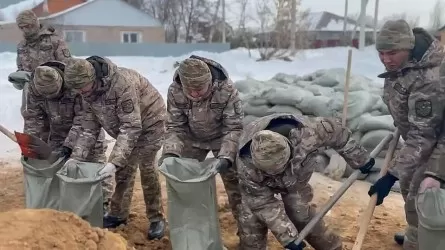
[0,46,385,158]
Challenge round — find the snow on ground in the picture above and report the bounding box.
[0,46,384,158]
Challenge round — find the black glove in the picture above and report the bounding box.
[368,173,398,205]
[215,158,231,173]
[58,146,72,159]
[358,158,376,174]
[285,240,306,250]
[158,153,178,167]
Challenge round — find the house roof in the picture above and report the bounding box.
[306,11,374,32]
[39,0,93,20]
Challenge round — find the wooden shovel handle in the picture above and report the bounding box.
[0,124,17,142]
[352,128,401,250]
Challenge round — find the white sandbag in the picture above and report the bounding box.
[303,84,335,96]
[294,80,312,88]
[266,105,302,116]
[243,94,269,106]
[260,86,314,106]
[297,95,339,117]
[243,115,259,126]
[360,130,392,149]
[311,73,341,87]
[345,91,380,120]
[323,153,347,181]
[333,74,374,92]
[272,73,300,84]
[243,103,270,117]
[234,78,264,93]
[357,114,396,133]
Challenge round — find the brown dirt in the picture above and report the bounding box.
[0,159,406,250]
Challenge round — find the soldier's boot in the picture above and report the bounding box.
[394,232,405,245]
[103,214,127,228]
[147,219,165,240]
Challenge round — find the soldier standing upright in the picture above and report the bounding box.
[368,20,445,250]
[236,114,372,250]
[158,55,244,242]
[63,56,167,240]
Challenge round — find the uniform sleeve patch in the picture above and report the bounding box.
[62,49,71,57]
[415,100,432,117]
[121,99,134,113]
[233,100,243,115]
[321,121,333,133]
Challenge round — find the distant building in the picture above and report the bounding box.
[0,0,165,44]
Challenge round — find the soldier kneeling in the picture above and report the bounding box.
[236,114,374,250]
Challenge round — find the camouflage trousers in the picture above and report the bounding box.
[180,145,243,233]
[108,124,165,223]
[398,164,428,250]
[238,184,342,250]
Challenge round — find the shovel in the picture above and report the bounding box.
[292,132,395,246]
[0,124,52,160]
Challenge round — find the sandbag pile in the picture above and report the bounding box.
[234,68,402,192]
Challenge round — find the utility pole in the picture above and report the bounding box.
[222,0,226,43]
[359,0,369,50]
[373,0,379,43]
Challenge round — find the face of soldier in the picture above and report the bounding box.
[18,23,39,38]
[185,83,210,99]
[75,81,95,97]
[378,49,410,71]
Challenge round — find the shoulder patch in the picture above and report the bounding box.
[121,99,134,113]
[62,49,71,57]
[234,100,243,115]
[415,100,432,117]
[321,121,333,133]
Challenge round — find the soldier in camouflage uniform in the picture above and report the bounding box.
[15,10,71,72]
[63,56,166,240]
[14,9,71,142]
[368,20,445,250]
[158,55,244,238]
[237,114,372,250]
[22,61,112,207]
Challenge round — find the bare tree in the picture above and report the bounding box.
[144,0,182,42]
[429,0,445,30]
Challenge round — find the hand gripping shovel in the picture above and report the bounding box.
[293,132,395,246]
[0,124,52,160]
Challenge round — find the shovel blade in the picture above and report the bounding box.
[14,132,52,160]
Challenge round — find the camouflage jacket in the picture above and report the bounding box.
[72,56,166,168]
[237,114,369,245]
[16,25,71,72]
[378,28,445,181]
[163,55,244,162]
[22,61,106,156]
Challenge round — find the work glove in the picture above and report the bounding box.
[358,158,376,174]
[368,173,398,205]
[98,163,116,178]
[58,146,72,159]
[158,153,178,167]
[215,158,231,174]
[285,240,306,250]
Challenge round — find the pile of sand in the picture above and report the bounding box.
[0,209,131,250]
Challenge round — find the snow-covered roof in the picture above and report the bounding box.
[305,11,374,32]
[0,0,43,21]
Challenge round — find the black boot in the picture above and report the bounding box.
[394,232,404,245]
[103,215,127,228]
[147,219,165,240]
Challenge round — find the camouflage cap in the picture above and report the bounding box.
[250,130,291,175]
[376,19,415,50]
[64,58,96,89]
[16,10,38,26]
[33,66,63,98]
[178,58,212,90]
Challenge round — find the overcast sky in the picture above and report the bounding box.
[225,0,437,28]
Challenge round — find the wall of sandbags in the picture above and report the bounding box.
[234,68,402,192]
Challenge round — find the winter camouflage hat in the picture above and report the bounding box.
[376,19,415,50]
[250,130,291,175]
[178,58,212,90]
[64,58,96,89]
[16,10,38,26]
[33,66,63,98]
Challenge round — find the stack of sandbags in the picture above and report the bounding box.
[235,68,402,192]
